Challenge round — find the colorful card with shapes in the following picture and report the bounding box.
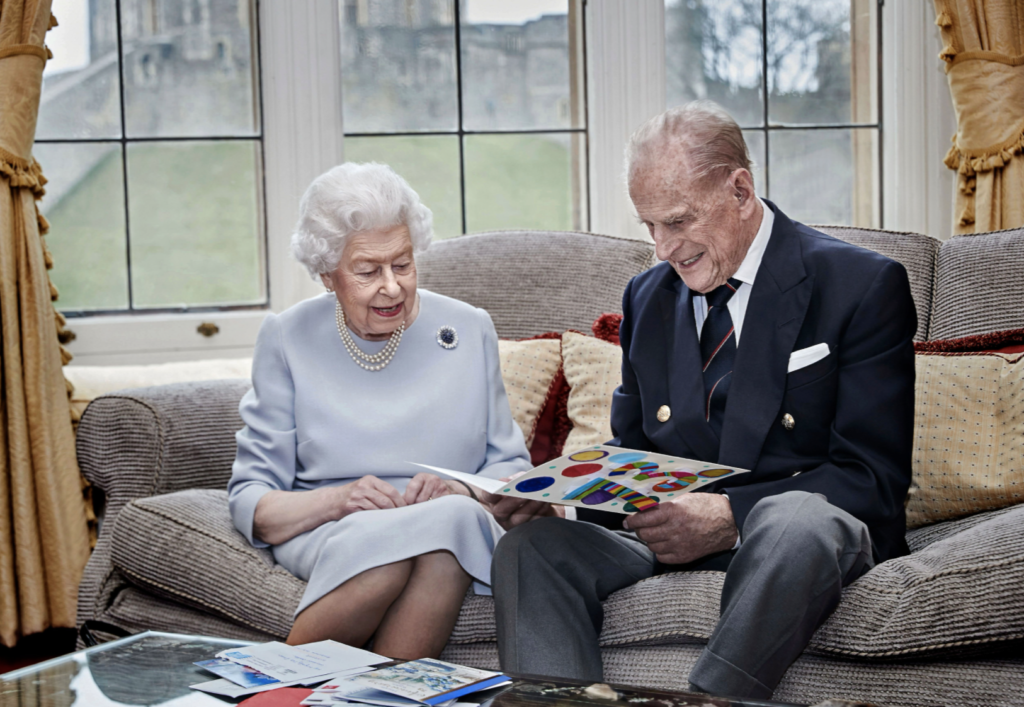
[493,446,751,514]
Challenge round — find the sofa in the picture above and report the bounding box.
[74,227,1024,707]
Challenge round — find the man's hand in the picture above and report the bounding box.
[330,475,406,517]
[624,493,739,565]
[480,490,562,530]
[403,473,456,505]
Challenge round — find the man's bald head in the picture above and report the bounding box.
[625,100,753,192]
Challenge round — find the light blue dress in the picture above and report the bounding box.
[228,290,532,614]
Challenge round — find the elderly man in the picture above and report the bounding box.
[488,101,916,699]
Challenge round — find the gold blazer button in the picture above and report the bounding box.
[657,405,671,423]
[782,413,795,431]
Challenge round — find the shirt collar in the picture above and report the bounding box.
[731,197,774,287]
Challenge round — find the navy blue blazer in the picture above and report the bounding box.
[601,202,916,563]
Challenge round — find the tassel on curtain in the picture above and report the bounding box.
[0,0,91,646]
[933,0,1024,234]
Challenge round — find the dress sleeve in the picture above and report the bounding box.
[474,308,533,480]
[228,313,298,548]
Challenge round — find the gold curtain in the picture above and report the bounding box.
[933,0,1024,234]
[0,0,90,647]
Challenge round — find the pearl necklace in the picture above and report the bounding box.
[335,302,404,371]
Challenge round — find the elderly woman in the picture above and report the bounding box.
[228,162,533,659]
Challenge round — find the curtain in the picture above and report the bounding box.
[0,0,90,647]
[933,0,1024,234]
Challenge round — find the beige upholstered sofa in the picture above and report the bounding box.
[75,228,1024,707]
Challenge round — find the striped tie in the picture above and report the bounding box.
[697,278,741,438]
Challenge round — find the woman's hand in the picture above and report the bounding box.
[331,475,407,516]
[253,477,405,546]
[480,486,562,530]
[403,473,456,505]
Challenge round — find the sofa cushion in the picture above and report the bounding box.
[909,352,1024,527]
[815,226,938,342]
[416,231,656,340]
[111,489,1024,662]
[929,226,1024,341]
[100,585,278,643]
[497,338,562,448]
[445,504,1024,661]
[110,489,304,637]
[561,332,622,454]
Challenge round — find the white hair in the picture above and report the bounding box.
[625,100,753,189]
[290,162,433,278]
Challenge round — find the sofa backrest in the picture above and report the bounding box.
[928,225,1024,340]
[416,230,656,339]
[77,380,251,517]
[815,226,939,342]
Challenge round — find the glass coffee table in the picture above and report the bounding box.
[0,631,811,707]
[0,631,252,706]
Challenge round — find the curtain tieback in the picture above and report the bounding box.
[0,45,49,62]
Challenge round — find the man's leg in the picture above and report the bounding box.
[689,491,875,699]
[492,517,656,681]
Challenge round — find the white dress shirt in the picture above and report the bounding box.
[692,198,774,344]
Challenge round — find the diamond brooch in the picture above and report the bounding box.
[436,325,458,350]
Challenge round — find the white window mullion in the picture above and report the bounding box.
[880,0,956,239]
[64,2,341,366]
[586,0,665,243]
[261,0,345,312]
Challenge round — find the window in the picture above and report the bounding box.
[340,0,588,238]
[665,0,880,227]
[37,0,266,316]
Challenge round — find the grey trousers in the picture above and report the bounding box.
[491,490,875,700]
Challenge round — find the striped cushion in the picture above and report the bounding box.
[417,231,656,340]
[929,226,1024,340]
[815,226,938,342]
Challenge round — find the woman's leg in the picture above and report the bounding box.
[373,550,473,660]
[287,558,414,646]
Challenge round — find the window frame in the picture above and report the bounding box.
[340,0,590,237]
[586,0,955,242]
[62,0,337,365]
[42,0,270,319]
[62,0,954,365]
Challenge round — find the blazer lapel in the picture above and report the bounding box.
[718,204,812,471]
[654,278,720,462]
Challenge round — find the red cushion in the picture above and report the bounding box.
[592,312,623,345]
[915,327,1024,354]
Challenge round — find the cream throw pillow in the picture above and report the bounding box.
[65,358,254,412]
[561,331,622,454]
[497,338,562,448]
[909,352,1024,527]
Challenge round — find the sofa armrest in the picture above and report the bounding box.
[76,379,252,521]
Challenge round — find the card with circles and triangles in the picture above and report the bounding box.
[414,446,750,514]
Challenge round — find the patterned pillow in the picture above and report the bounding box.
[497,338,563,448]
[561,331,623,454]
[909,352,1024,527]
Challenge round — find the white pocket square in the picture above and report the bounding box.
[788,343,830,373]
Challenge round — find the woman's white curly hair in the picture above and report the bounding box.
[291,162,433,278]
